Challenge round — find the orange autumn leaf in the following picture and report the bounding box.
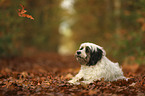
[17,4,34,20]
[136,18,145,24]
[141,23,145,31]
[20,14,34,20]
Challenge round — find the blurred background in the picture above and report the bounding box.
[0,0,144,65]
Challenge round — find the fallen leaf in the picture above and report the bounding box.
[17,4,34,20]
[129,82,136,87]
[64,73,73,79]
[88,90,97,95]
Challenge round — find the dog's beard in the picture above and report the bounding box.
[75,55,87,65]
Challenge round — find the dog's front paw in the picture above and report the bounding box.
[80,80,93,85]
[68,80,80,85]
[68,80,74,84]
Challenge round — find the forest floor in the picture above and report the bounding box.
[0,53,145,96]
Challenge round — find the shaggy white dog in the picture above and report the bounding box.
[68,42,126,85]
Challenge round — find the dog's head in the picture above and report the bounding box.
[75,42,106,66]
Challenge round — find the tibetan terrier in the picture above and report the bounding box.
[68,42,126,85]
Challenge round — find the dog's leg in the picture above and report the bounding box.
[68,70,84,85]
[80,79,94,85]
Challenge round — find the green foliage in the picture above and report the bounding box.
[72,0,145,64]
[115,0,145,64]
[0,0,62,57]
[0,0,23,57]
[0,0,144,65]
[0,33,20,57]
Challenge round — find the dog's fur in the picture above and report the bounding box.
[68,42,126,85]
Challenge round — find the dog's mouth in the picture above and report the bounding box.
[75,55,87,64]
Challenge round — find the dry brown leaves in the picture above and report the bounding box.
[0,53,145,95]
[17,4,34,20]
[136,17,145,31]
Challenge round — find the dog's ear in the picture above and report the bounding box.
[87,48,103,66]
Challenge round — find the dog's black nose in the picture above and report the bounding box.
[77,51,81,55]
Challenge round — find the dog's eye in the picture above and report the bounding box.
[80,47,84,50]
[86,47,90,53]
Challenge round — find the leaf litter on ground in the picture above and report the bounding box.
[0,53,145,95]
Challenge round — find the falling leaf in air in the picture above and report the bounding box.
[17,4,34,20]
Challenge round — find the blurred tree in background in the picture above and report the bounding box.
[117,0,145,64]
[0,0,61,57]
[25,0,62,51]
[0,0,144,64]
[0,0,23,57]
[72,0,145,64]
